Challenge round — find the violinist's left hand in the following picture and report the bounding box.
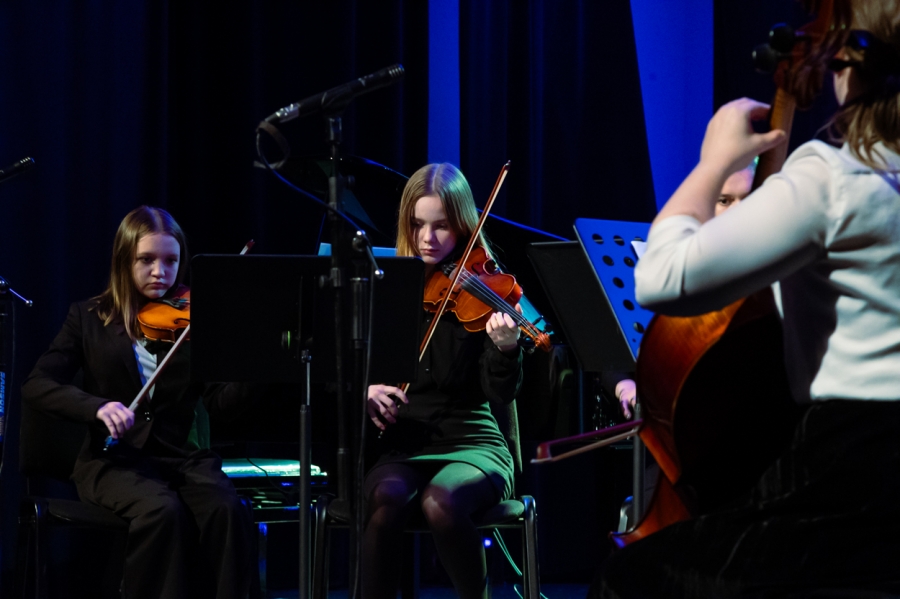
[616,379,637,420]
[486,303,522,353]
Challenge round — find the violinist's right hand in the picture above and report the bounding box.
[367,385,409,431]
[96,402,135,439]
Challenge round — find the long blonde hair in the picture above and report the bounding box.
[92,206,189,340]
[828,0,900,169]
[396,163,490,259]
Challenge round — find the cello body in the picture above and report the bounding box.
[612,290,797,547]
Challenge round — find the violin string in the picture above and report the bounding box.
[447,262,546,344]
[455,271,509,312]
[455,271,524,321]
[460,276,540,338]
[454,269,542,339]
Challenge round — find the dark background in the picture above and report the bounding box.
[0,0,837,594]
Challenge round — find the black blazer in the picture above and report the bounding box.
[22,300,252,472]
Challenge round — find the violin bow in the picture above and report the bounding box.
[412,162,511,363]
[395,163,511,395]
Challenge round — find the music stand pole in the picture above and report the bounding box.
[631,401,644,522]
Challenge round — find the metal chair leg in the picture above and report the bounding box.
[312,495,333,599]
[521,496,540,599]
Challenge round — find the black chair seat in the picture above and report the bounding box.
[14,401,132,599]
[23,496,130,530]
[312,494,540,599]
[17,495,129,599]
[479,498,525,526]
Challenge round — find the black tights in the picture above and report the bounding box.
[362,461,498,599]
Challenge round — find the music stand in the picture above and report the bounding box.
[190,253,423,598]
[572,218,654,365]
[526,224,652,373]
[527,218,654,515]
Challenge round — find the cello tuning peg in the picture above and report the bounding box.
[768,23,797,53]
[753,43,786,74]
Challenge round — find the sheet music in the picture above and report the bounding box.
[318,242,397,257]
[631,240,647,259]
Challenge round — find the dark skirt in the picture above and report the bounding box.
[591,399,900,598]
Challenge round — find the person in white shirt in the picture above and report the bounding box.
[592,1,900,597]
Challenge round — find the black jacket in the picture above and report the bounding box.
[22,300,252,468]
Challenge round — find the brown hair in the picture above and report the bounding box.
[828,0,900,169]
[395,163,490,258]
[92,206,189,340]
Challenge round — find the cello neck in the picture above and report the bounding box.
[753,88,796,190]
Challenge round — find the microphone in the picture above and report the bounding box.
[264,64,404,124]
[0,157,35,183]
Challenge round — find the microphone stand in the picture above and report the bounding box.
[321,114,368,599]
[258,77,395,598]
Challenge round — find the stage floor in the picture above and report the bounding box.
[263,583,589,598]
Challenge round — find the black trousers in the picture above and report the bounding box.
[592,400,900,599]
[74,449,253,599]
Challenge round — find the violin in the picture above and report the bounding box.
[412,161,556,369]
[105,286,195,450]
[423,246,551,351]
[105,289,194,450]
[138,285,191,342]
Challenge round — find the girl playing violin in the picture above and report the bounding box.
[363,163,523,599]
[595,1,900,596]
[23,206,254,599]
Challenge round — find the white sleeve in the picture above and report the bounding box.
[634,151,833,315]
[133,341,158,399]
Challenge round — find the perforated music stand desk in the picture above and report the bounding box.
[526,219,653,373]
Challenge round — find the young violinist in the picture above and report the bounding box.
[363,163,523,599]
[594,1,900,596]
[22,206,254,599]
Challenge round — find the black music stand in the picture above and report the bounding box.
[527,218,653,515]
[190,253,423,599]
